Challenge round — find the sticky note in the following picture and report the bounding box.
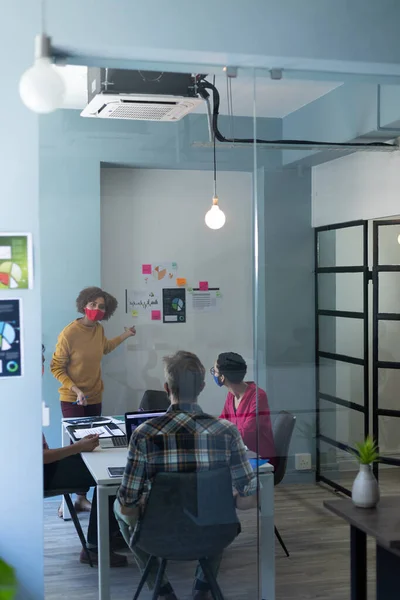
[199,281,209,291]
[131,310,139,317]
[176,278,187,286]
[142,264,152,275]
[216,291,221,298]
[151,310,161,321]
[187,287,193,293]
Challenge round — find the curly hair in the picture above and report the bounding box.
[76,286,118,321]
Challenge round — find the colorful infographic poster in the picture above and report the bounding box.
[0,298,23,378]
[0,233,33,289]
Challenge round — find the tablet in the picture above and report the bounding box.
[107,467,125,478]
[248,458,270,470]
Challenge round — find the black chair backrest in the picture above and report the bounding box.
[139,390,170,411]
[273,411,296,486]
[135,468,240,561]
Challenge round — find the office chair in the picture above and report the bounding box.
[273,410,296,557]
[131,468,240,600]
[139,389,170,411]
[44,489,93,567]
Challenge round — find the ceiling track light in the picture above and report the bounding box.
[19,1,65,114]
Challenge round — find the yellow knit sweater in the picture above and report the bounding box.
[51,319,123,405]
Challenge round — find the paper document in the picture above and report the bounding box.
[127,289,161,317]
[191,290,220,313]
[74,427,124,440]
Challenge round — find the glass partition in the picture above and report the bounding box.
[40,63,269,599]
[253,69,317,598]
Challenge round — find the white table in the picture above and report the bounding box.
[62,419,275,600]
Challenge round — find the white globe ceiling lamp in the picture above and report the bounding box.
[19,34,65,114]
[205,115,226,230]
[205,196,226,230]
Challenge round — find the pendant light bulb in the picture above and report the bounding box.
[19,34,65,114]
[205,196,226,230]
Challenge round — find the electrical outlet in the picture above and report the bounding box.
[295,453,312,471]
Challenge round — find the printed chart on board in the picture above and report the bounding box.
[0,298,23,378]
[162,288,186,324]
[0,233,33,289]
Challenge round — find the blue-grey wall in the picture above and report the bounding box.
[1,4,44,599]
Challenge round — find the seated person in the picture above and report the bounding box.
[114,350,258,600]
[213,352,276,468]
[42,346,126,567]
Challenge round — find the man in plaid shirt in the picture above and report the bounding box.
[114,350,258,600]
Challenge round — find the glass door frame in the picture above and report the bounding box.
[372,219,400,477]
[315,219,369,496]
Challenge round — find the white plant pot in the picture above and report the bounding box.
[352,464,380,508]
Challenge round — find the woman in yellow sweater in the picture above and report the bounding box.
[52,286,136,416]
[51,286,136,512]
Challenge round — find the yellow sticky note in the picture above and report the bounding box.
[131,310,139,317]
[176,278,187,286]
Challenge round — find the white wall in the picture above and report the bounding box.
[312,153,400,227]
[100,167,253,416]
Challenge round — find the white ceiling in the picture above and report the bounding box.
[56,66,342,119]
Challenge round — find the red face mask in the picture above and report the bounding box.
[85,307,105,322]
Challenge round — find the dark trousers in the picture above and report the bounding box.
[60,402,102,418]
[44,454,118,547]
[60,402,102,495]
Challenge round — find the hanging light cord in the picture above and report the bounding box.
[213,75,217,198]
[41,0,47,34]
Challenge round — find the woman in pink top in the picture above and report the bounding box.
[213,352,276,467]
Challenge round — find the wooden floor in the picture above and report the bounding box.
[44,469,400,600]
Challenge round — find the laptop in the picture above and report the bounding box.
[124,410,166,445]
[67,421,127,449]
[99,410,166,449]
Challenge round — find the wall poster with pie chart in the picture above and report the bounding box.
[0,233,33,289]
[162,288,186,324]
[0,298,23,378]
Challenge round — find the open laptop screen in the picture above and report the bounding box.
[124,410,166,445]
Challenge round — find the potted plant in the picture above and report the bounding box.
[351,436,380,509]
[0,558,17,600]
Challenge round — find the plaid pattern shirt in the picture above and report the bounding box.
[117,403,258,507]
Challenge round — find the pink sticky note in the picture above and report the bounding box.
[199,281,209,291]
[151,310,161,321]
[142,264,152,275]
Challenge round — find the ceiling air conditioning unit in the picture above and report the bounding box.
[81,68,204,122]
